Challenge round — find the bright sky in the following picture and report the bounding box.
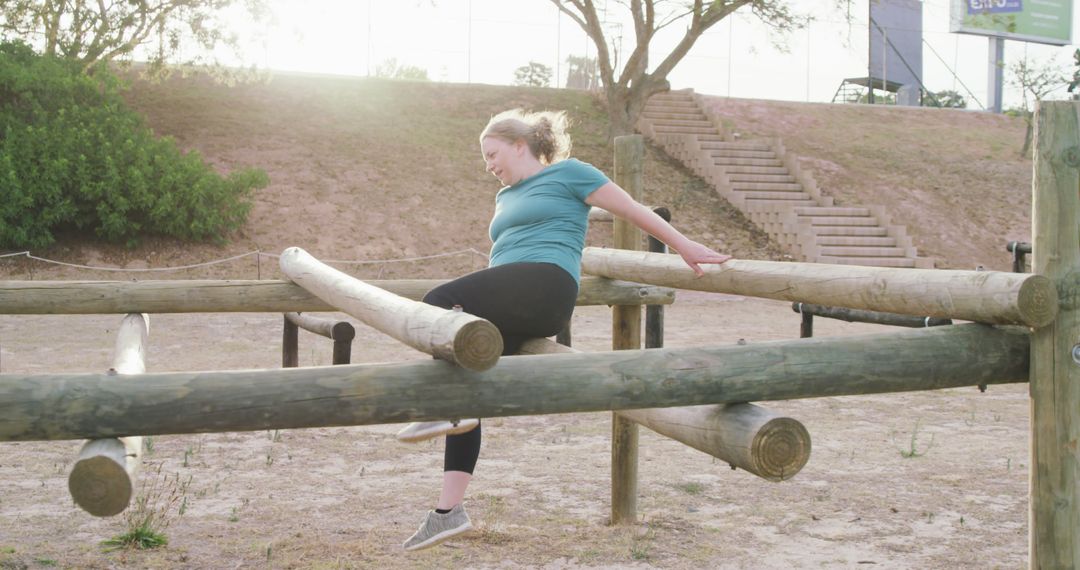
[231,0,1080,111]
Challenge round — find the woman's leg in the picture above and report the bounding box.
[403,263,577,550]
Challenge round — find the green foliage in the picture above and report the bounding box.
[0,41,268,249]
[374,58,430,81]
[513,61,552,88]
[0,0,270,81]
[926,89,967,109]
[1069,48,1080,93]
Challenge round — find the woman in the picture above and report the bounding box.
[399,109,732,551]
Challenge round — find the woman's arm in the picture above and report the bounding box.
[585,181,732,276]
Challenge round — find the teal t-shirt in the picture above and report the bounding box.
[488,158,609,283]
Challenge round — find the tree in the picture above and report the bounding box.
[514,61,552,87]
[565,54,598,90]
[1008,57,1068,157]
[374,58,429,81]
[551,0,802,139]
[1068,48,1080,95]
[0,0,270,80]
[926,89,966,109]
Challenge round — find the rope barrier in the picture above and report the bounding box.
[0,248,490,274]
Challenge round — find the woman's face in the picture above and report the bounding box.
[480,136,522,186]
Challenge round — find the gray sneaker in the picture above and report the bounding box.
[396,419,479,443]
[402,503,473,551]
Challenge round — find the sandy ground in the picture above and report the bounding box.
[0,291,1029,569]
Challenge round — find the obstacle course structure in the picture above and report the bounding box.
[0,102,1078,567]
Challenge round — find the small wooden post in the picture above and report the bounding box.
[645,207,670,350]
[68,313,147,516]
[1029,100,1079,568]
[611,134,644,525]
[283,315,299,368]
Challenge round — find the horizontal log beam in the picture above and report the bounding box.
[279,247,501,371]
[0,323,1028,442]
[0,277,674,315]
[582,248,1057,328]
[792,302,953,328]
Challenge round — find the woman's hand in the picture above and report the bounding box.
[675,240,733,277]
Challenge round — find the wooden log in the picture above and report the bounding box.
[792,303,953,328]
[0,277,674,314]
[582,248,1058,328]
[611,134,644,525]
[517,338,811,482]
[0,323,1029,442]
[619,405,810,482]
[68,313,146,517]
[284,312,355,365]
[1029,100,1080,568]
[279,247,502,372]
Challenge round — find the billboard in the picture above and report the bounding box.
[950,0,1073,46]
[870,0,924,90]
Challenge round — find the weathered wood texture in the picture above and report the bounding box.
[68,313,146,517]
[611,135,644,525]
[517,338,810,482]
[0,277,674,314]
[1029,100,1080,569]
[279,247,502,372]
[0,324,1027,442]
[581,248,1057,327]
[619,405,810,482]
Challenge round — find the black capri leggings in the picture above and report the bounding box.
[421,262,578,474]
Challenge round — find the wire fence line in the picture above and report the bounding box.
[0,248,490,276]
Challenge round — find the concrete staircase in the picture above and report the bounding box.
[638,90,932,268]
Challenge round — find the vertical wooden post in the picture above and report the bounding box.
[283,315,299,368]
[611,135,644,525]
[645,207,669,350]
[1029,100,1080,568]
[330,321,355,365]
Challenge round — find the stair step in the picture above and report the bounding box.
[731,182,803,192]
[812,226,889,236]
[746,198,817,207]
[820,246,907,257]
[738,190,813,201]
[700,141,772,151]
[818,256,917,268]
[646,99,697,109]
[806,216,879,226]
[650,118,715,128]
[815,236,897,247]
[710,149,776,159]
[643,111,707,120]
[714,157,784,167]
[728,173,796,183]
[723,165,789,175]
[795,207,871,217]
[653,125,719,135]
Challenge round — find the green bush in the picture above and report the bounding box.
[0,41,267,249]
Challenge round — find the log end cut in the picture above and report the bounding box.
[68,455,133,517]
[1017,274,1059,328]
[750,416,812,482]
[452,319,504,372]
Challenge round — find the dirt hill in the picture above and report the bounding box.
[0,72,1032,280]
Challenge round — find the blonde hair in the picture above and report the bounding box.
[480,109,572,165]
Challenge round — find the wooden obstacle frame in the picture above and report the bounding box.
[0,102,1078,567]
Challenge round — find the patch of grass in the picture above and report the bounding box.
[101,463,183,551]
[895,418,935,458]
[675,482,705,495]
